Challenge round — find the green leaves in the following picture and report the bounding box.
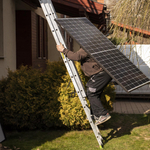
[0,61,66,130]
[58,62,116,129]
[0,60,115,130]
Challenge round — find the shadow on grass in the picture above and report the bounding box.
[2,113,150,149]
[100,113,150,146]
[2,129,68,150]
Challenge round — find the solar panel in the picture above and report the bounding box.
[55,17,150,92]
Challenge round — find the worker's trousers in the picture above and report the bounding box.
[86,71,112,117]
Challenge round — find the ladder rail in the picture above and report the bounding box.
[41,0,89,118]
[41,0,86,98]
[39,0,103,147]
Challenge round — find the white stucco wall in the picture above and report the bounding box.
[0,0,16,79]
[0,0,3,57]
[48,26,61,61]
[0,0,60,79]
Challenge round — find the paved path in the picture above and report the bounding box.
[112,100,150,114]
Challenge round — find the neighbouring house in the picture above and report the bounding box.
[0,0,109,79]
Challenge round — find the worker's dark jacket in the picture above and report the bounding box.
[63,48,103,77]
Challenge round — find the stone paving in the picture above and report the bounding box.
[112,100,150,114]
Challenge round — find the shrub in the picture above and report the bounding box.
[58,62,116,129]
[0,60,116,130]
[0,61,66,130]
[101,82,116,111]
[58,62,90,129]
[41,61,66,128]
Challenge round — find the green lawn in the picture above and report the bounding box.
[2,113,150,150]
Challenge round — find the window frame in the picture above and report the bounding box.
[37,16,47,59]
[0,0,4,59]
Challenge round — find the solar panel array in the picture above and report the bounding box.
[55,17,150,92]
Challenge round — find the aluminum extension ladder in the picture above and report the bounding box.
[39,0,103,149]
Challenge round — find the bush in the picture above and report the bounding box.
[101,83,116,111]
[58,62,116,129]
[58,62,90,129]
[0,61,66,130]
[0,60,116,130]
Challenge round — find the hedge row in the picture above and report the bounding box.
[0,61,116,130]
[0,61,66,130]
[58,62,116,129]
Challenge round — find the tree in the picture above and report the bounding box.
[110,0,150,44]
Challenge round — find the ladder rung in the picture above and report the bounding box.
[39,0,103,148]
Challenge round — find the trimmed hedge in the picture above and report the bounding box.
[58,62,116,129]
[58,62,90,129]
[0,61,66,130]
[0,61,115,130]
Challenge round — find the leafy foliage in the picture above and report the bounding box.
[110,0,150,44]
[0,61,115,130]
[0,61,66,130]
[58,62,116,129]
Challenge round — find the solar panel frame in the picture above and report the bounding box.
[55,17,150,93]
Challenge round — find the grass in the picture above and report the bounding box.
[1,113,150,150]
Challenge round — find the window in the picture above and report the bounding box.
[42,19,47,58]
[0,0,4,58]
[61,15,73,51]
[37,16,47,59]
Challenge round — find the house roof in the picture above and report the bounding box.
[22,0,108,25]
[22,0,40,8]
